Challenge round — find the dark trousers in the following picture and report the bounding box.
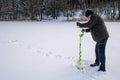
[95,38,108,70]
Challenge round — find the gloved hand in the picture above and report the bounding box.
[81,29,86,33]
[76,22,80,26]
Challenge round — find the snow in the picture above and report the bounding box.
[0,21,120,80]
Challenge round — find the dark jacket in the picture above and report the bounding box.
[77,14,109,42]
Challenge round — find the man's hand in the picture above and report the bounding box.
[76,22,80,26]
[81,29,86,33]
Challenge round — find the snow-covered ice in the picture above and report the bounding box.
[0,21,120,80]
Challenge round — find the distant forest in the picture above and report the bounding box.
[0,0,120,21]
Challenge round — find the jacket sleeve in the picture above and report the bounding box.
[86,29,90,32]
[77,15,98,28]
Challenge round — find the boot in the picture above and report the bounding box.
[90,63,99,67]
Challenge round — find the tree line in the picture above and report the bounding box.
[0,0,120,21]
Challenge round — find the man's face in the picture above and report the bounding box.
[87,15,91,21]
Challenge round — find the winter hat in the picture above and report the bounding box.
[85,10,94,17]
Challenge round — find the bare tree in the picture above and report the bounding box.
[118,0,120,20]
[0,0,119,21]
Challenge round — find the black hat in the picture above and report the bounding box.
[85,10,94,17]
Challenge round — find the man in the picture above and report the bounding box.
[76,10,109,72]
